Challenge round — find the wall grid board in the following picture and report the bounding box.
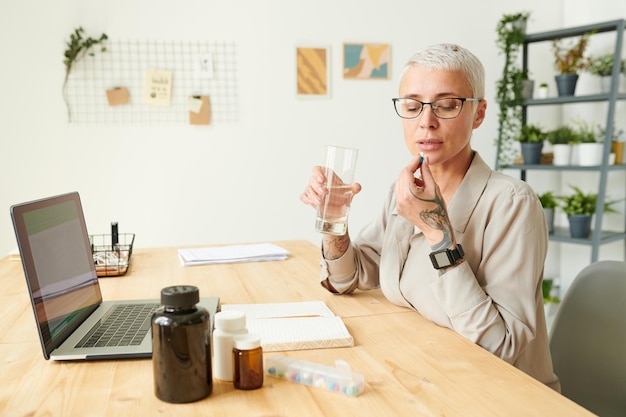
[64,40,239,125]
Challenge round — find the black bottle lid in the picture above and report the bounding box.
[160,285,200,308]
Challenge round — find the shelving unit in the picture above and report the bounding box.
[497,19,626,263]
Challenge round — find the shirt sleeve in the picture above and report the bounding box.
[320,185,396,293]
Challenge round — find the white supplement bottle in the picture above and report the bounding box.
[213,310,247,381]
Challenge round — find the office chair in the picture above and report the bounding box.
[549,260,626,417]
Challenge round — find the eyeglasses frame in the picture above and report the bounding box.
[391,97,482,120]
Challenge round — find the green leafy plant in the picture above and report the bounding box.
[552,32,593,74]
[62,27,108,121]
[538,191,558,209]
[542,279,560,304]
[587,53,626,76]
[546,125,580,145]
[558,185,619,216]
[572,119,600,143]
[571,120,625,143]
[597,122,624,142]
[515,124,544,143]
[494,11,531,168]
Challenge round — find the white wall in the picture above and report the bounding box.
[1,0,624,296]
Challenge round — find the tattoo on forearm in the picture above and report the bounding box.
[416,190,453,251]
[323,234,350,260]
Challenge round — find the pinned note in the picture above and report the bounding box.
[188,95,210,125]
[105,87,130,106]
[188,96,204,113]
[143,68,173,107]
[194,54,214,79]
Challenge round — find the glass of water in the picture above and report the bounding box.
[315,145,358,235]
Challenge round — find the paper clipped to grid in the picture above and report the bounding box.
[221,301,354,352]
[178,242,290,266]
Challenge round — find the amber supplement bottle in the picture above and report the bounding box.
[232,333,263,390]
[152,285,212,403]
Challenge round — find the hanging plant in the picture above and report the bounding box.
[62,27,108,122]
[494,11,530,168]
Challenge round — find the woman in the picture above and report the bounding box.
[300,43,560,391]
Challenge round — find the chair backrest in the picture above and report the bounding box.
[549,260,626,417]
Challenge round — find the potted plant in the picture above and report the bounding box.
[538,191,558,233]
[595,122,625,164]
[573,119,603,166]
[546,125,579,165]
[587,53,626,92]
[601,123,626,164]
[552,31,593,96]
[516,123,545,164]
[538,82,549,98]
[558,185,619,238]
[613,138,625,165]
[495,11,531,168]
[521,69,535,99]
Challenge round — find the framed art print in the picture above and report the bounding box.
[343,43,390,79]
[296,46,330,97]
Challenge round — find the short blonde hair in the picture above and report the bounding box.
[402,43,485,99]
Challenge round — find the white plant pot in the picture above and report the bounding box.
[538,86,549,98]
[552,144,572,166]
[570,143,580,165]
[600,76,612,93]
[577,143,604,166]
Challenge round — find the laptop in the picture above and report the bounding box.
[10,191,220,361]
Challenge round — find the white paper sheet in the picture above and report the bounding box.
[178,242,290,266]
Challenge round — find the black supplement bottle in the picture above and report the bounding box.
[152,285,212,403]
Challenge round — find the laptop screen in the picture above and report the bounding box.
[11,192,102,357]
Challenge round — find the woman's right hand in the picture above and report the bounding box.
[299,166,361,208]
[300,166,327,208]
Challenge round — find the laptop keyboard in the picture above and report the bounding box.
[76,303,159,348]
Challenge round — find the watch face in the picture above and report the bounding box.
[433,251,451,267]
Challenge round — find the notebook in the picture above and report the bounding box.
[10,191,220,361]
[221,301,354,352]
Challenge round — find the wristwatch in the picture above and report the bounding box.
[429,244,464,269]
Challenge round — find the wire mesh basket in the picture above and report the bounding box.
[89,233,135,277]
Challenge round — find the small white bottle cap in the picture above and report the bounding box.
[233,333,261,350]
[214,310,246,331]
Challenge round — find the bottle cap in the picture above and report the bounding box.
[160,285,199,307]
[233,333,261,350]
[215,310,246,331]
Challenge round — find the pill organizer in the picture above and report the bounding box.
[265,355,365,397]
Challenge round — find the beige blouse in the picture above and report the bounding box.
[320,152,560,392]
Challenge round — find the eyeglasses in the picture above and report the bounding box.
[392,97,481,120]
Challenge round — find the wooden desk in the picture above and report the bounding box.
[0,241,593,417]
